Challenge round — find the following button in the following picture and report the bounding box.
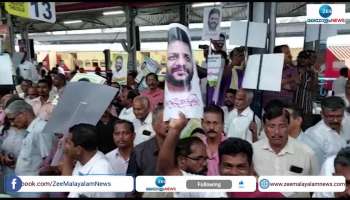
[186,180,232,189]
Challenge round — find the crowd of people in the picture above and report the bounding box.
[0,38,350,198]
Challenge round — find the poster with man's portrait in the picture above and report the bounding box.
[202,6,222,41]
[164,23,204,121]
[136,57,161,91]
[111,53,128,85]
[0,25,10,53]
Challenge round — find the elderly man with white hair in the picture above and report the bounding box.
[4,100,54,196]
[131,96,154,146]
[226,89,261,143]
[4,100,54,171]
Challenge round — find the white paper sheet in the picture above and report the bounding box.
[229,21,267,48]
[0,53,13,85]
[202,7,222,40]
[242,53,284,91]
[207,54,222,84]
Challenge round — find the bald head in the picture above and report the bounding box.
[133,96,150,108]
[133,96,151,121]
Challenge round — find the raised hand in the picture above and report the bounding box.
[249,121,258,142]
[168,112,188,132]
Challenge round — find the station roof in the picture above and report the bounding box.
[12,2,311,33]
[9,2,350,45]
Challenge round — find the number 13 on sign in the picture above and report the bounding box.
[29,2,56,23]
[5,2,55,23]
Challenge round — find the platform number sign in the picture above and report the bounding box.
[5,2,56,23]
[29,2,55,23]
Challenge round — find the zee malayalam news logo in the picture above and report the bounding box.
[145,176,176,192]
[306,4,345,24]
[155,176,166,188]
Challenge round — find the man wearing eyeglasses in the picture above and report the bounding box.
[4,100,53,197]
[157,113,208,176]
[157,113,227,198]
[300,96,350,167]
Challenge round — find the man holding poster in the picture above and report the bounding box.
[164,24,204,121]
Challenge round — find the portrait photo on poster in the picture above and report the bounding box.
[202,6,222,41]
[164,23,204,121]
[112,53,128,85]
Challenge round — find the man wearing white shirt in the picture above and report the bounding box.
[63,123,116,198]
[333,67,348,96]
[5,100,54,198]
[221,88,236,133]
[253,100,319,198]
[105,120,134,198]
[227,89,261,143]
[132,96,154,146]
[106,120,135,175]
[4,100,53,176]
[119,89,137,122]
[50,73,66,99]
[300,96,349,167]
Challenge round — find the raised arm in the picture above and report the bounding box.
[156,113,187,175]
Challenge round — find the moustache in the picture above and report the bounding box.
[171,66,190,74]
[224,100,233,104]
[207,130,217,135]
[330,123,341,126]
[271,135,283,139]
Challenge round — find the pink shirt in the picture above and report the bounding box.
[198,133,226,176]
[141,88,164,111]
